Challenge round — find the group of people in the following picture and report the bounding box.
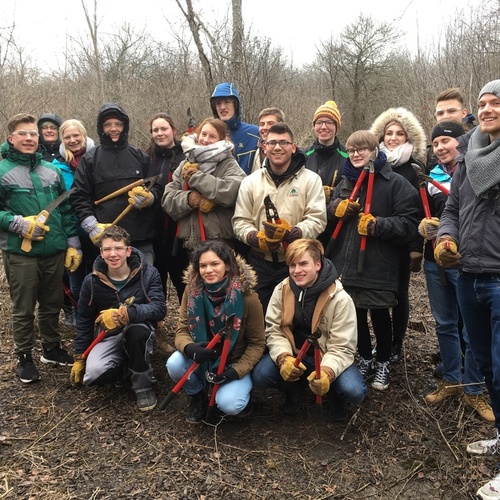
[3,78,500,498]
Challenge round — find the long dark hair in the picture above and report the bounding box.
[146,113,178,161]
[191,240,239,282]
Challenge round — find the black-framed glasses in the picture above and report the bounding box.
[346,147,369,156]
[265,140,293,148]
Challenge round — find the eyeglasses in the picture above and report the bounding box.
[265,140,294,148]
[347,147,369,156]
[12,130,39,137]
[435,107,461,117]
[41,125,58,130]
[213,98,234,106]
[101,246,128,253]
[314,120,336,128]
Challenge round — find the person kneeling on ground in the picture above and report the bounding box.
[166,240,265,424]
[70,226,166,412]
[252,238,367,421]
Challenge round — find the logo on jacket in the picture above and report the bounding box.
[288,187,299,197]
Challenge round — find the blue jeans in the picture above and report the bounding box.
[424,261,484,395]
[252,353,366,405]
[457,272,500,429]
[166,351,253,415]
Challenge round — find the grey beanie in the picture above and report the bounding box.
[478,80,500,100]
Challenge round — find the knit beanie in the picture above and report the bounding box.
[431,121,465,141]
[478,79,500,100]
[313,101,341,129]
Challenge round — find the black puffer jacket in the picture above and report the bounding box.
[73,248,166,354]
[330,162,420,292]
[71,103,162,243]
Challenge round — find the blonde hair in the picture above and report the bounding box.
[59,119,88,163]
[285,238,324,266]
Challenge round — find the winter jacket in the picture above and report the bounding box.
[53,138,96,190]
[70,104,161,243]
[210,82,259,175]
[37,113,64,163]
[329,161,420,293]
[0,141,77,256]
[174,256,265,378]
[162,156,246,249]
[438,131,500,274]
[74,247,166,354]
[305,137,347,187]
[232,152,327,262]
[266,260,357,379]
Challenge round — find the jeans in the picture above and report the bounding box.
[252,353,366,405]
[166,351,253,415]
[457,272,500,429]
[425,261,484,395]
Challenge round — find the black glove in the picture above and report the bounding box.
[206,367,239,385]
[184,341,218,364]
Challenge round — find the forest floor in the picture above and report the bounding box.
[0,268,497,499]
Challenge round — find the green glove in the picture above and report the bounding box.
[280,356,306,382]
[70,355,86,385]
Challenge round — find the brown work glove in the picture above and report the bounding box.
[334,199,361,221]
[262,218,291,241]
[95,308,121,333]
[409,251,423,273]
[199,197,215,213]
[307,370,331,396]
[111,305,129,328]
[358,213,377,236]
[434,236,461,268]
[279,355,306,382]
[182,162,199,182]
[418,217,440,241]
[188,191,203,208]
[283,226,302,244]
[257,230,281,253]
[70,354,86,386]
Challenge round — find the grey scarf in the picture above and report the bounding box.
[466,128,500,198]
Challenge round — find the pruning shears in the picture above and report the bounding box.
[264,194,283,266]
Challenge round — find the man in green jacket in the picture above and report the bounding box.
[0,113,81,383]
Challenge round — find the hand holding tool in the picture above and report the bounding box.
[70,354,86,385]
[434,237,461,268]
[357,160,375,273]
[280,355,306,382]
[128,186,154,209]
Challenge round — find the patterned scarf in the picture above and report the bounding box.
[181,135,234,174]
[186,274,244,368]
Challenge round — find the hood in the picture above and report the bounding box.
[264,149,307,186]
[38,113,62,149]
[97,103,129,148]
[59,136,96,161]
[183,254,257,294]
[370,107,427,163]
[210,82,242,130]
[37,113,62,130]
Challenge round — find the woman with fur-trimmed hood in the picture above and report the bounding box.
[166,240,265,424]
[370,107,425,364]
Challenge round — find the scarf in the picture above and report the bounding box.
[379,141,413,168]
[181,134,234,174]
[343,151,387,182]
[466,128,500,198]
[69,147,87,170]
[186,274,244,368]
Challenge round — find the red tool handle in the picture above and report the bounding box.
[357,167,375,273]
[325,169,368,258]
[430,178,449,196]
[314,345,323,408]
[198,210,206,241]
[82,329,107,359]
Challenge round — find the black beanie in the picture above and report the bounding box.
[431,121,465,141]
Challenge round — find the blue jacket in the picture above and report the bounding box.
[210,82,259,175]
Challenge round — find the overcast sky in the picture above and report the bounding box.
[4,0,476,70]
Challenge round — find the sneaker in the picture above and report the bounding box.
[17,353,41,383]
[41,346,74,366]
[464,393,495,423]
[477,473,500,499]
[282,382,304,416]
[186,390,208,424]
[358,357,375,380]
[371,361,390,391]
[467,432,500,455]
[136,388,157,412]
[424,380,462,405]
[64,310,76,326]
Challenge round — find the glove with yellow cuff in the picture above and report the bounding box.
[65,236,83,272]
[323,185,334,203]
[335,199,361,221]
[434,236,461,268]
[307,369,332,396]
[358,213,377,237]
[262,217,291,241]
[418,217,440,241]
[279,355,306,382]
[182,161,199,183]
[199,197,215,213]
[70,354,86,386]
[128,186,154,209]
[95,308,122,333]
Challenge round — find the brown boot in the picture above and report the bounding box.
[424,380,462,404]
[464,393,495,423]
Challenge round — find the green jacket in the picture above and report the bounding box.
[0,141,78,256]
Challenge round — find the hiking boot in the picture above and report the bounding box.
[329,400,348,422]
[477,473,500,499]
[464,393,495,423]
[41,345,74,366]
[64,310,76,326]
[467,432,500,455]
[424,380,462,405]
[358,357,375,380]
[371,361,390,391]
[136,388,157,412]
[186,389,207,424]
[17,353,41,384]
[282,382,304,416]
[390,341,402,364]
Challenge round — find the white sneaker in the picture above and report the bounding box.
[467,433,500,455]
[477,473,500,499]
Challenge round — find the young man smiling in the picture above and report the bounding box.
[232,123,326,314]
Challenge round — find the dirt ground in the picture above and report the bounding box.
[0,269,497,499]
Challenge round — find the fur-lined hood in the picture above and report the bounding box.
[370,107,427,163]
[182,254,257,294]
